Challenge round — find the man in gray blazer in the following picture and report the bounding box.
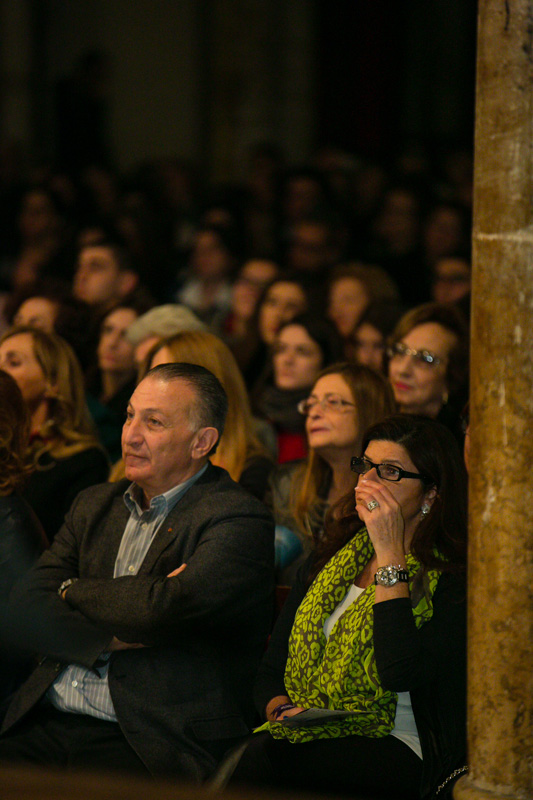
[0,363,274,781]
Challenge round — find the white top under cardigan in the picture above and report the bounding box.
[323,583,422,759]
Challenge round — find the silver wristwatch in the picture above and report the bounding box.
[374,565,409,587]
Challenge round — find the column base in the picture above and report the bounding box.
[454,775,523,800]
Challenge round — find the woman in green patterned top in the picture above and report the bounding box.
[231,415,467,800]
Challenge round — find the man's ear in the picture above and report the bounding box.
[191,427,219,460]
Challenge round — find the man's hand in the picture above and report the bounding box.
[105,565,186,650]
[58,578,79,600]
[107,637,145,651]
[166,563,187,578]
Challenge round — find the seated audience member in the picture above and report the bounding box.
[271,363,395,583]
[125,303,206,369]
[0,327,109,541]
[174,223,240,330]
[365,183,427,307]
[0,370,48,707]
[221,258,279,344]
[282,168,328,228]
[113,190,175,304]
[6,185,71,292]
[0,363,274,780]
[129,330,274,501]
[349,159,389,251]
[72,238,147,316]
[386,302,469,441]
[421,201,470,276]
[327,262,401,359]
[9,280,67,332]
[6,279,95,372]
[351,302,405,373]
[431,253,471,307]
[86,298,151,463]
[253,315,343,464]
[241,141,284,258]
[285,216,338,279]
[258,276,313,347]
[232,415,467,800]
[235,274,313,390]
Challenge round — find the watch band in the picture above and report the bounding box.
[57,578,78,597]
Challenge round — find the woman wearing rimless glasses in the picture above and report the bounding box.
[231,415,467,800]
[387,302,469,440]
[268,362,394,583]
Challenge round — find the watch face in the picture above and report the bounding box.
[376,566,399,586]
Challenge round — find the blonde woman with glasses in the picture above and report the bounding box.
[270,362,395,583]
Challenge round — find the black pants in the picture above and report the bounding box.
[231,730,423,799]
[0,704,150,775]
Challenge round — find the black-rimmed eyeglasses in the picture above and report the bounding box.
[351,456,426,482]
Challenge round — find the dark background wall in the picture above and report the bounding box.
[0,0,477,180]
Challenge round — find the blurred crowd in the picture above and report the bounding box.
[0,138,472,557]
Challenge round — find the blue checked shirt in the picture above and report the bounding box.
[47,464,208,721]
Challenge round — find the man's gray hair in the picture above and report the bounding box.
[145,362,227,455]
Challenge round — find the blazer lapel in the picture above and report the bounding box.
[84,497,131,578]
[139,508,182,574]
[138,464,218,575]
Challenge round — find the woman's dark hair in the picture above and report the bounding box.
[234,272,316,382]
[256,272,318,319]
[313,414,467,578]
[276,313,344,369]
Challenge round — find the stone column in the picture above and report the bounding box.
[455,2,533,799]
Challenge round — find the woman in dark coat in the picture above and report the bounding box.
[0,369,48,709]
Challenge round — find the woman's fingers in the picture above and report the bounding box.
[355,479,405,550]
[279,706,305,719]
[356,479,394,513]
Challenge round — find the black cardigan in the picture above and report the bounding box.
[254,562,467,800]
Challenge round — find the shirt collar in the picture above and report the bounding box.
[124,462,209,516]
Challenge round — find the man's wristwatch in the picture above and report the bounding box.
[57,578,78,597]
[374,565,409,587]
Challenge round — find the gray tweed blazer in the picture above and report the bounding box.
[1,464,275,780]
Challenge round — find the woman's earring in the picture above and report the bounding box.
[421,503,431,517]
